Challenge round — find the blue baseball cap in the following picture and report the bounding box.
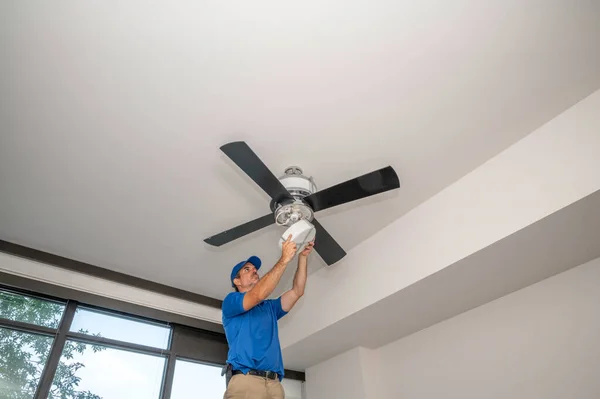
[230,256,262,287]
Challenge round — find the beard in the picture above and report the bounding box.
[245,275,259,288]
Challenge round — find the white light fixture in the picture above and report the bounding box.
[278,219,316,254]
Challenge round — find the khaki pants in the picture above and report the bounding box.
[224,374,285,399]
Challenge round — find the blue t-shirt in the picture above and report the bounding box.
[222,292,288,381]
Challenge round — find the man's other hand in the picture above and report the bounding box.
[299,240,314,257]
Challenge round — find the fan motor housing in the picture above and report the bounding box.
[271,166,317,227]
[279,166,317,198]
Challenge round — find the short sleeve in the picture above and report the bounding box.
[270,297,288,320]
[222,292,246,319]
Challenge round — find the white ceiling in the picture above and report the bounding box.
[1,0,599,300]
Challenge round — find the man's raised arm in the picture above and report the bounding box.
[281,240,313,312]
[243,235,297,311]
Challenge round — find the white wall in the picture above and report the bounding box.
[305,347,367,399]
[281,379,304,399]
[306,256,600,399]
[305,346,384,399]
[380,256,600,398]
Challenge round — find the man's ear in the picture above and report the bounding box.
[233,277,241,289]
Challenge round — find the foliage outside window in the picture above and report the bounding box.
[0,290,107,399]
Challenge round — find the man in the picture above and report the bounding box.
[222,235,313,399]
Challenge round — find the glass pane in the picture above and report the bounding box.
[171,359,225,399]
[69,307,171,349]
[49,341,166,399]
[0,327,54,398]
[282,378,304,399]
[0,289,65,328]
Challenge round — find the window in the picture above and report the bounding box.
[0,289,65,328]
[70,307,171,349]
[50,342,166,399]
[170,359,225,399]
[0,327,54,398]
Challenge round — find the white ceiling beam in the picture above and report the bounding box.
[0,252,223,324]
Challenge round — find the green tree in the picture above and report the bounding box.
[0,291,105,399]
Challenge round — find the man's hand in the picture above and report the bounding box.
[299,240,314,258]
[281,235,297,263]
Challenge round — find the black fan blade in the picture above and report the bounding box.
[221,141,292,203]
[304,166,400,212]
[204,214,274,247]
[312,218,346,265]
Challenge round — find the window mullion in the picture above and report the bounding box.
[159,353,177,399]
[65,330,167,356]
[34,300,78,399]
[0,316,57,336]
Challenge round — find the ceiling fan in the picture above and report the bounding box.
[204,141,400,265]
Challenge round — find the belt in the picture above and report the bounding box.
[232,369,279,380]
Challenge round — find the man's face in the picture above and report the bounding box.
[234,263,259,292]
